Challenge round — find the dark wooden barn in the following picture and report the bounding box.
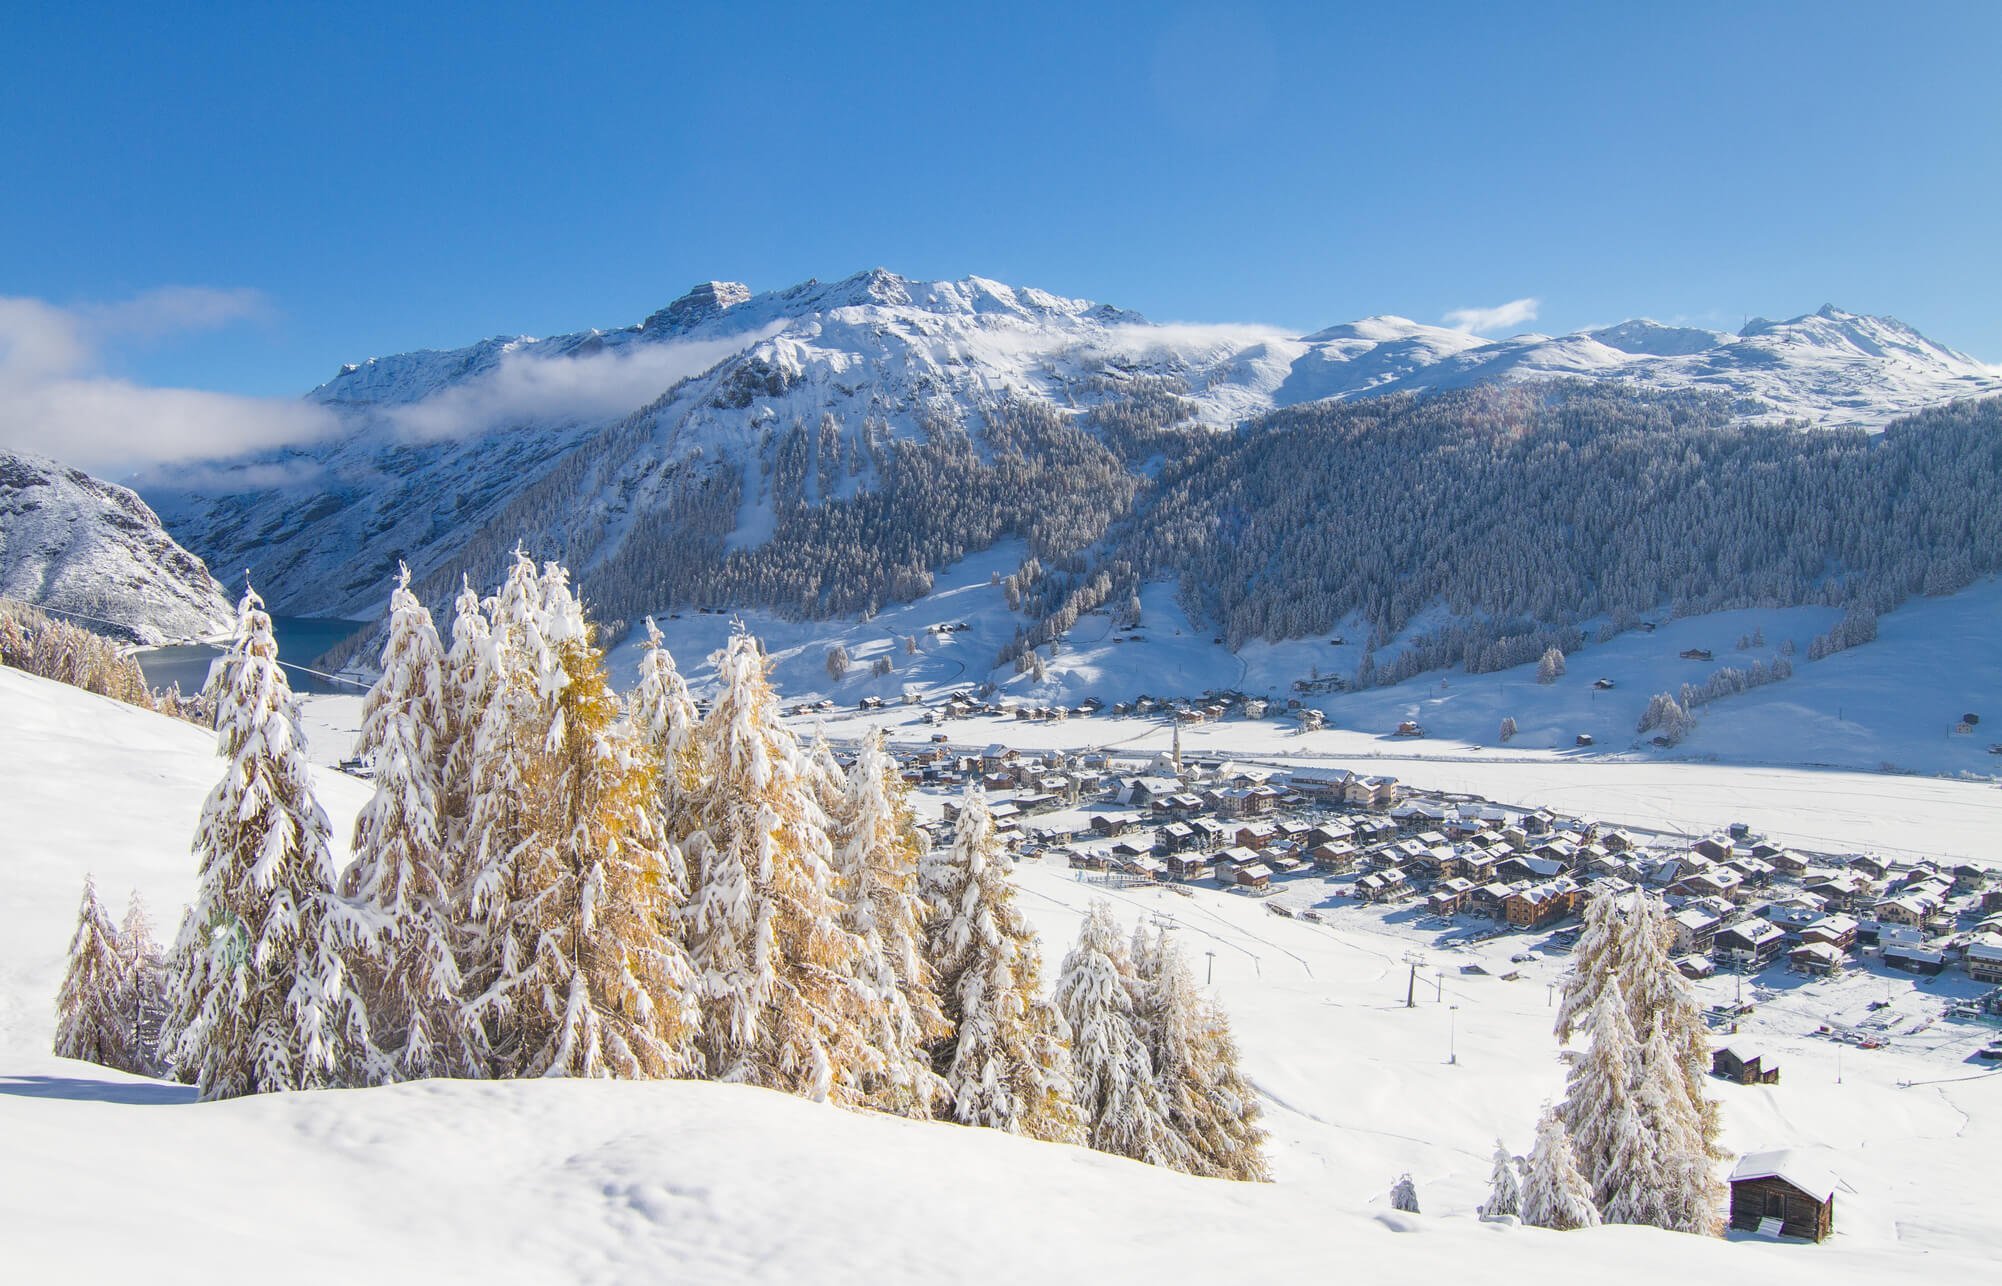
[1728,1152,1836,1242]
[1712,1043,1780,1085]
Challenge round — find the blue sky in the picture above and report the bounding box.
[2,1,1997,409]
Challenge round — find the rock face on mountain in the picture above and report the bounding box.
[139,270,2001,624]
[0,449,233,643]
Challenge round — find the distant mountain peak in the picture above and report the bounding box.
[642,280,753,334]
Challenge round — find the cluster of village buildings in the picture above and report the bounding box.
[896,740,2002,999]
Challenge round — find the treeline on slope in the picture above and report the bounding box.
[328,378,1998,686]
[1104,385,2002,681]
[0,601,211,724]
[64,555,1267,1183]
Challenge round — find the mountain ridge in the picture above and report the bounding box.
[0,448,234,644]
[138,270,2002,628]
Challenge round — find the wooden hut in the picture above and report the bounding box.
[1712,1043,1780,1085]
[1728,1152,1836,1242]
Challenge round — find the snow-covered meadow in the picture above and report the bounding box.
[594,546,2002,784]
[5,663,1997,1281]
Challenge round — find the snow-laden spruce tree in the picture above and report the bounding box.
[1619,893,1727,1168]
[1481,1138,1523,1219]
[1390,1173,1421,1213]
[1520,1107,1601,1230]
[1536,647,1566,684]
[163,585,376,1098]
[457,551,557,1072]
[1058,901,1186,1167]
[464,554,699,1078]
[926,785,1085,1144]
[1130,924,1269,1180]
[805,729,848,820]
[1558,977,1654,1219]
[54,876,135,1071]
[828,728,948,1117]
[629,615,704,800]
[345,564,477,1080]
[439,574,496,864]
[681,628,871,1101]
[1553,888,1625,1043]
[117,892,169,1075]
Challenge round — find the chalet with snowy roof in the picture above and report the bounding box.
[1847,854,1890,880]
[1504,879,1580,929]
[1427,877,1474,916]
[1712,1043,1780,1085]
[1231,862,1273,890]
[1347,775,1400,809]
[1873,892,1944,930]
[1765,848,1810,877]
[1803,872,1869,911]
[1305,821,1355,847]
[1153,821,1197,854]
[1235,820,1280,849]
[1798,914,1858,952]
[1161,852,1211,882]
[1673,866,1745,902]
[1309,841,1360,873]
[1963,936,2002,984]
[1728,1152,1835,1242]
[1713,920,1787,970]
[1356,868,1409,903]
[1120,776,1184,808]
[1788,941,1846,976]
[1670,905,1728,955]
[1089,811,1142,837]
[1882,943,1945,976]
[1353,815,1400,843]
[1469,881,1515,918]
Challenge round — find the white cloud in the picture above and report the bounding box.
[0,289,339,474]
[83,286,273,342]
[384,326,786,442]
[1442,297,1542,335]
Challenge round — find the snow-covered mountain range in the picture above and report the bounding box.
[0,449,233,643]
[141,270,2002,622]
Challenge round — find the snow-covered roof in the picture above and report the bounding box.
[1730,1151,1837,1203]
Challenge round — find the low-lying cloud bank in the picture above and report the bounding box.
[382,325,784,442]
[0,289,339,474]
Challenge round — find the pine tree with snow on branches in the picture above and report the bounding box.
[345,563,478,1079]
[54,876,136,1072]
[926,784,1085,1144]
[162,583,377,1098]
[1057,901,1186,1168]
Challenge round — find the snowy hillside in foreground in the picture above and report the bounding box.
[10,673,1998,1283]
[6,665,1998,1281]
[141,269,2002,621]
[0,449,232,643]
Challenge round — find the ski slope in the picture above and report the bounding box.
[5,665,1998,1281]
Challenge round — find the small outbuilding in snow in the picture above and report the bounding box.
[1711,1044,1780,1085]
[1728,1151,1836,1242]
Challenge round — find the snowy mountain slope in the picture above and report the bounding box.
[5,665,1997,1283]
[140,270,2001,624]
[0,449,233,644]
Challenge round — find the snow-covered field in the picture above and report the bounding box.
[5,664,1999,1281]
[596,547,2002,784]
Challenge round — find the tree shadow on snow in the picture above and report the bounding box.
[0,1073,197,1105]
